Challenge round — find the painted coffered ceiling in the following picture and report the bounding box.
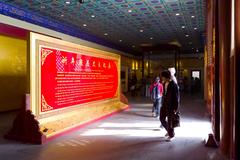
[1,0,206,55]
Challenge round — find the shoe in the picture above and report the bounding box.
[166,136,175,142]
[152,112,156,117]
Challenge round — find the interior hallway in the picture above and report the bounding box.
[0,95,224,160]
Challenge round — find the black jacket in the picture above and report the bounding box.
[162,80,179,112]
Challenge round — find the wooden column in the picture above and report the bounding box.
[142,53,145,80]
[234,0,240,159]
[218,0,231,156]
[174,50,177,74]
[213,0,220,142]
[148,53,150,77]
[206,0,216,138]
[177,49,181,79]
[229,1,236,159]
[206,0,220,143]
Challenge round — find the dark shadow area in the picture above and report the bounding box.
[0,110,19,144]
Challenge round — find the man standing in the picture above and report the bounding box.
[150,76,163,119]
[160,71,180,141]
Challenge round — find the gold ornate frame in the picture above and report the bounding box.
[30,32,121,119]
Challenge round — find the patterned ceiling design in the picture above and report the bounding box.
[0,0,206,54]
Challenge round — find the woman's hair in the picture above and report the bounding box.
[155,76,160,81]
[161,70,171,79]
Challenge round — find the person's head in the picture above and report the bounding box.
[155,76,160,83]
[168,67,176,76]
[161,70,171,83]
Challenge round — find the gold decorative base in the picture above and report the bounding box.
[5,100,128,144]
[39,100,128,138]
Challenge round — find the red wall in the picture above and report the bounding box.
[0,23,28,39]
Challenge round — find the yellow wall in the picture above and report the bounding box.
[121,56,142,92]
[0,35,27,111]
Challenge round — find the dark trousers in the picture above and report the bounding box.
[160,107,175,137]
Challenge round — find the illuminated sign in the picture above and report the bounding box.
[40,47,118,112]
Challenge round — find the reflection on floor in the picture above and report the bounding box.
[0,94,226,160]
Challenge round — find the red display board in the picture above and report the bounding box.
[40,47,118,112]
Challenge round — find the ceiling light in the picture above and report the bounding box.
[191,15,195,18]
[128,10,132,13]
[140,29,144,32]
[65,1,70,4]
[185,34,189,37]
[119,40,122,42]
[176,13,180,16]
[150,37,153,40]
[194,27,198,30]
[182,26,185,29]
[91,15,95,18]
[196,49,199,52]
[79,0,84,3]
[83,24,87,27]
[61,14,64,17]
[132,45,135,48]
[104,33,108,36]
[40,5,45,9]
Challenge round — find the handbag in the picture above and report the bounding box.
[173,111,180,128]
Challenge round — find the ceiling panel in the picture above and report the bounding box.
[1,0,206,54]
